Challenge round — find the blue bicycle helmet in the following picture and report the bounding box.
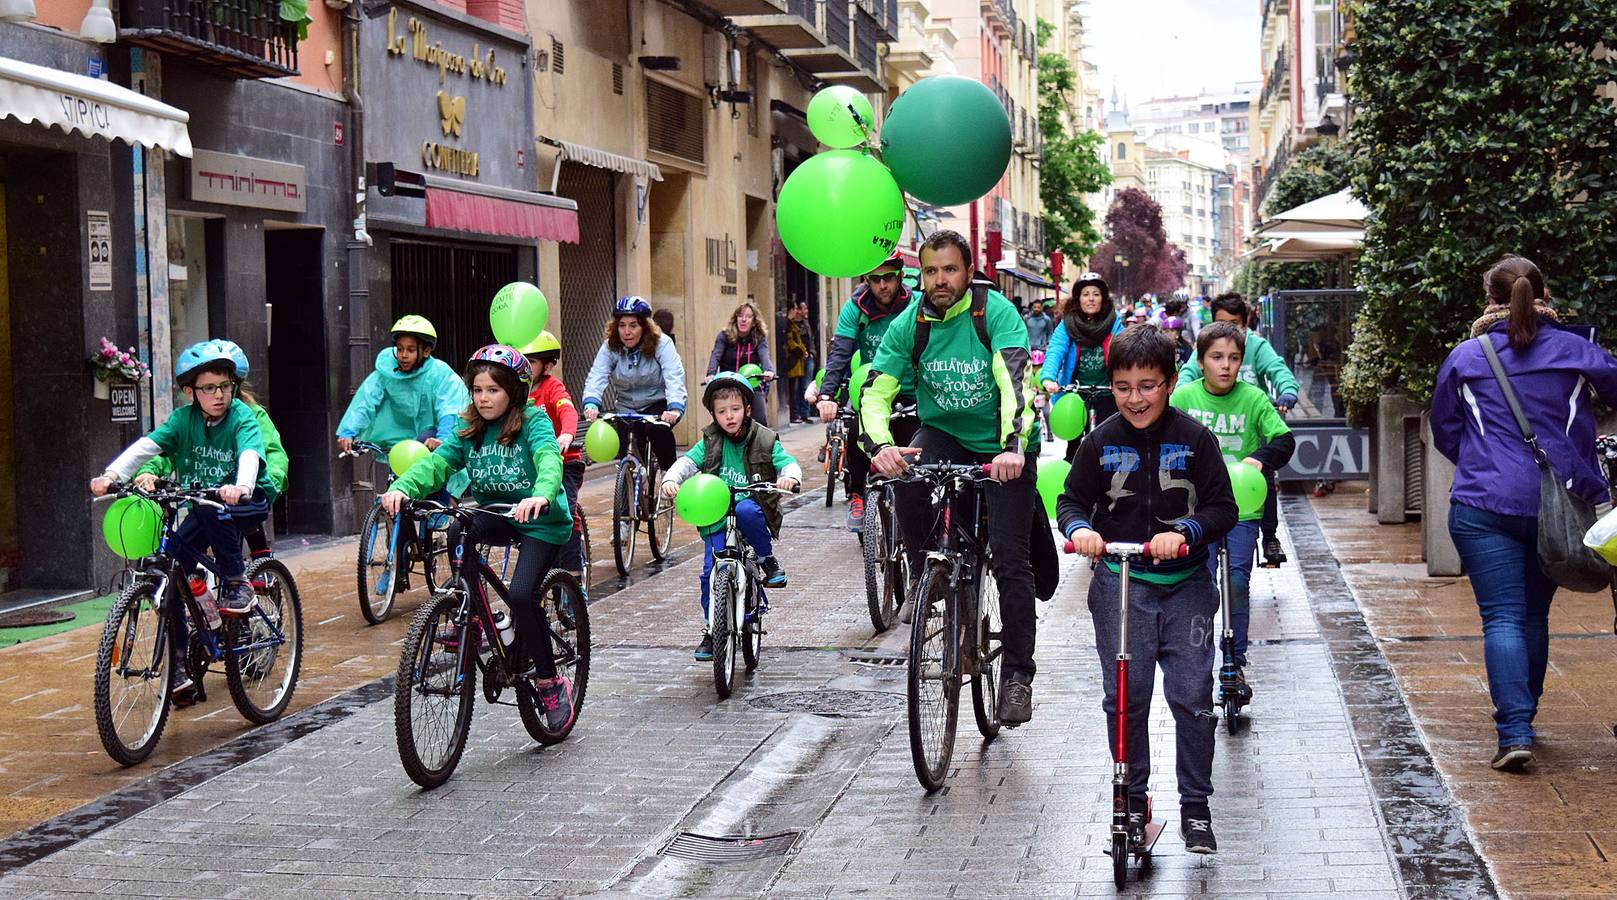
[613,295,652,317]
[174,339,245,383]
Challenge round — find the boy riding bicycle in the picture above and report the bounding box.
[661,373,801,661]
[1170,321,1295,691]
[522,331,586,580]
[1057,324,1237,854]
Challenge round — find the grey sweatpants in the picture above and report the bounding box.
[1087,564,1218,805]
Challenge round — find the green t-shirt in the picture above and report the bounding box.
[1169,379,1291,521]
[392,404,570,544]
[1075,343,1107,388]
[147,399,274,498]
[683,431,797,537]
[865,290,1031,454]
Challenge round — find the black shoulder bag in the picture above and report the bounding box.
[1476,336,1612,593]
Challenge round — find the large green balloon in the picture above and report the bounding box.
[103,496,162,560]
[1049,393,1088,440]
[489,282,549,349]
[584,419,620,462]
[676,473,731,528]
[848,363,871,413]
[1229,461,1268,519]
[389,439,431,477]
[807,85,875,149]
[881,76,1012,206]
[777,150,904,278]
[1036,460,1071,519]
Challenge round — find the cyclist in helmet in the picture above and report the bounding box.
[521,331,586,581]
[661,372,801,661]
[581,296,687,470]
[1042,272,1127,460]
[336,315,468,457]
[382,344,578,731]
[92,341,277,699]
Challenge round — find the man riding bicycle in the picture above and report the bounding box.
[861,230,1044,725]
[819,250,919,532]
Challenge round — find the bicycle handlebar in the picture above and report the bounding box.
[1061,539,1190,560]
[93,480,227,510]
[736,480,802,496]
[595,412,673,428]
[338,439,388,459]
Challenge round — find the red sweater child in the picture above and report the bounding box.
[529,375,582,463]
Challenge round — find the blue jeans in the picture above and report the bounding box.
[1448,501,1557,747]
[173,490,270,581]
[700,499,772,615]
[1207,520,1259,662]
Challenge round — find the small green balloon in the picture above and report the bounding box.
[103,496,163,560]
[777,150,904,278]
[807,85,874,149]
[1229,461,1268,519]
[848,363,871,413]
[584,419,620,463]
[881,76,1012,206]
[1036,460,1071,519]
[739,363,764,389]
[1049,393,1088,441]
[489,282,549,349]
[389,439,431,477]
[676,473,731,528]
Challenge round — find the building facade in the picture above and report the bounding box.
[1251,0,1352,220]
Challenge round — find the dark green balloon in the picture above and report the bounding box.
[880,76,1012,206]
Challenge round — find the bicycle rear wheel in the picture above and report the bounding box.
[711,564,739,699]
[907,562,958,792]
[824,439,841,507]
[863,489,899,633]
[575,509,596,598]
[516,570,591,745]
[969,552,1003,740]
[394,585,476,789]
[357,504,399,625]
[94,581,174,767]
[612,461,639,576]
[646,464,675,562]
[741,582,763,672]
[225,558,303,725]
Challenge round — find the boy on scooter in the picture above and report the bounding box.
[1056,324,1237,854]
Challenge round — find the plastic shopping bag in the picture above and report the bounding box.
[1580,504,1617,566]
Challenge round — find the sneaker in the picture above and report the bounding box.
[1491,744,1534,772]
[170,675,197,708]
[760,556,788,588]
[1219,665,1253,706]
[220,579,255,614]
[846,493,865,532]
[537,677,574,732]
[693,633,714,661]
[1180,803,1217,853]
[997,671,1033,725]
[1261,535,1287,566]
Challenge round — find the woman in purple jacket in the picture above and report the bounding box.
[1431,256,1617,772]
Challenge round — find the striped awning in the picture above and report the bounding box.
[543,137,663,181]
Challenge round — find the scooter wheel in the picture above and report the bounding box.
[1112,832,1128,887]
[1224,700,1241,734]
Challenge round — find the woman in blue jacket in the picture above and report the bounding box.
[1042,272,1127,460]
[581,296,688,470]
[1431,256,1617,772]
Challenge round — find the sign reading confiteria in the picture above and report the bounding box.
[188,149,307,213]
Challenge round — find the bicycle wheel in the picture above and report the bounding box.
[863,489,898,633]
[420,514,450,595]
[741,582,763,672]
[907,562,958,792]
[357,504,399,625]
[225,558,303,725]
[824,439,841,507]
[575,509,596,598]
[94,580,174,767]
[646,464,676,562]
[516,570,592,745]
[711,564,739,699]
[970,552,1003,740]
[612,460,639,576]
[394,585,476,789]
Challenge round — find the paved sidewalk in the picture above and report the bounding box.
[1310,485,1617,900]
[0,452,1420,898]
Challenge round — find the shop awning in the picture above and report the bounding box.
[0,56,192,156]
[543,137,662,181]
[423,175,579,244]
[998,267,1055,289]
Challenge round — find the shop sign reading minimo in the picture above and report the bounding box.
[385,8,509,179]
[189,149,307,213]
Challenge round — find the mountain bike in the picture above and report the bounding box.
[709,482,798,699]
[598,413,676,576]
[92,482,303,766]
[901,462,1003,792]
[341,440,449,624]
[393,500,590,789]
[818,408,853,507]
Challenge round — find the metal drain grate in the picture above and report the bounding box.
[747,689,904,718]
[844,650,906,667]
[663,831,799,862]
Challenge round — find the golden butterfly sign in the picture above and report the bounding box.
[436,91,466,138]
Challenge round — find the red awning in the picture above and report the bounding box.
[425,187,579,244]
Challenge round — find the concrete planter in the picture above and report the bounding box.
[1420,411,1463,576]
[1374,393,1424,524]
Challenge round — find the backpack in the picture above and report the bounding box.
[910,280,994,372]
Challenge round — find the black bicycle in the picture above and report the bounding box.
[342,440,450,624]
[597,413,676,576]
[708,482,798,699]
[895,462,1004,792]
[92,482,303,765]
[393,500,591,789]
[861,403,919,633]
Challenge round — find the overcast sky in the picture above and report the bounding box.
[1079,0,1262,105]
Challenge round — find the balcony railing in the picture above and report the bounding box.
[120,0,298,79]
[1258,47,1289,112]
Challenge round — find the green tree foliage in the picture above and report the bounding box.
[1037,18,1112,262]
[1341,0,1617,414]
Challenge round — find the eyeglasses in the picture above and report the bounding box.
[192,382,235,397]
[1111,381,1164,398]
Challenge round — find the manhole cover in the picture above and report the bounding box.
[0,609,74,628]
[663,831,798,862]
[747,689,903,718]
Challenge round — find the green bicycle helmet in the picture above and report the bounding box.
[390,315,438,345]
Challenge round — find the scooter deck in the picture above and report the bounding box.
[1102,821,1166,858]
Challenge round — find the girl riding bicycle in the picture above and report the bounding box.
[581,296,687,470]
[381,344,576,731]
[1042,272,1127,460]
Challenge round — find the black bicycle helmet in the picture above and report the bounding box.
[703,371,755,413]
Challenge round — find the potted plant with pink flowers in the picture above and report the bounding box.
[88,338,151,400]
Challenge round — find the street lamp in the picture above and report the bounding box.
[1113,252,1130,302]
